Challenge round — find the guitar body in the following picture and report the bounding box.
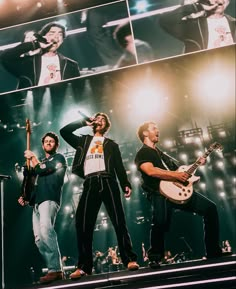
[160,165,200,204]
[159,142,222,204]
[21,166,36,202]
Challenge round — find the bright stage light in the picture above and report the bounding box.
[219,192,226,198]
[36,1,42,8]
[195,150,203,157]
[64,205,71,212]
[192,62,234,113]
[216,161,224,168]
[129,164,137,171]
[129,81,168,122]
[73,186,79,193]
[179,153,188,161]
[163,140,174,148]
[199,182,206,189]
[70,174,77,181]
[216,179,224,187]
[135,0,149,13]
[132,176,140,183]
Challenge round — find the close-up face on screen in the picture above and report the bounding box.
[0,1,235,289]
[0,1,136,95]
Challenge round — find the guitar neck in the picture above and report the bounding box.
[186,147,215,175]
[26,129,31,169]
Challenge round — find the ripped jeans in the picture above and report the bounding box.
[32,200,62,272]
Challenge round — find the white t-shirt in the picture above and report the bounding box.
[84,136,106,176]
[38,54,61,86]
[207,16,234,49]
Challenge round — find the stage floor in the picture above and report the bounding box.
[15,254,236,289]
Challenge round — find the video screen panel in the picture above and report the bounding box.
[0,1,136,95]
[129,0,236,61]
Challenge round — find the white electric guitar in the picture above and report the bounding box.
[159,142,223,204]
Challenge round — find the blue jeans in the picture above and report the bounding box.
[33,200,62,272]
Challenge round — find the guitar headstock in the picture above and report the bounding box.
[26,118,31,134]
[210,142,223,152]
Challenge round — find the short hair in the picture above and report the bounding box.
[113,20,131,48]
[41,131,59,147]
[92,112,111,134]
[137,121,155,143]
[39,22,66,38]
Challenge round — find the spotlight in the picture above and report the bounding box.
[135,0,149,13]
[216,179,224,187]
[164,140,174,148]
[199,182,206,189]
[133,177,140,183]
[64,205,71,212]
[73,186,79,193]
[129,164,137,171]
[216,161,224,168]
[219,192,226,198]
[36,1,42,8]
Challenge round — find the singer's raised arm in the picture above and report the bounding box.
[60,118,88,150]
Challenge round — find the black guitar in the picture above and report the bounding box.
[21,119,36,202]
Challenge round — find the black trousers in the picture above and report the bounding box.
[75,175,137,274]
[148,191,222,262]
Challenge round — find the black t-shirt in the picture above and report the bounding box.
[135,144,179,192]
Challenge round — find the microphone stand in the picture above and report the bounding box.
[180,236,193,260]
[0,174,11,289]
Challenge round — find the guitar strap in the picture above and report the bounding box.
[160,154,170,171]
[156,147,175,171]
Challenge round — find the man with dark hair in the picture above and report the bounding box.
[60,112,139,279]
[134,121,222,268]
[1,21,80,90]
[18,131,67,284]
[159,0,235,53]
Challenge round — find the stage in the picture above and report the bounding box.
[16,254,236,289]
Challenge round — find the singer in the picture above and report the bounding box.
[60,112,139,279]
[1,21,80,90]
[159,0,235,53]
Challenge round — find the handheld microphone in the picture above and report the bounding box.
[78,110,91,122]
[182,10,206,20]
[33,33,48,44]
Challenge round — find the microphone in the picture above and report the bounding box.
[182,10,206,20]
[33,33,48,44]
[78,110,91,122]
